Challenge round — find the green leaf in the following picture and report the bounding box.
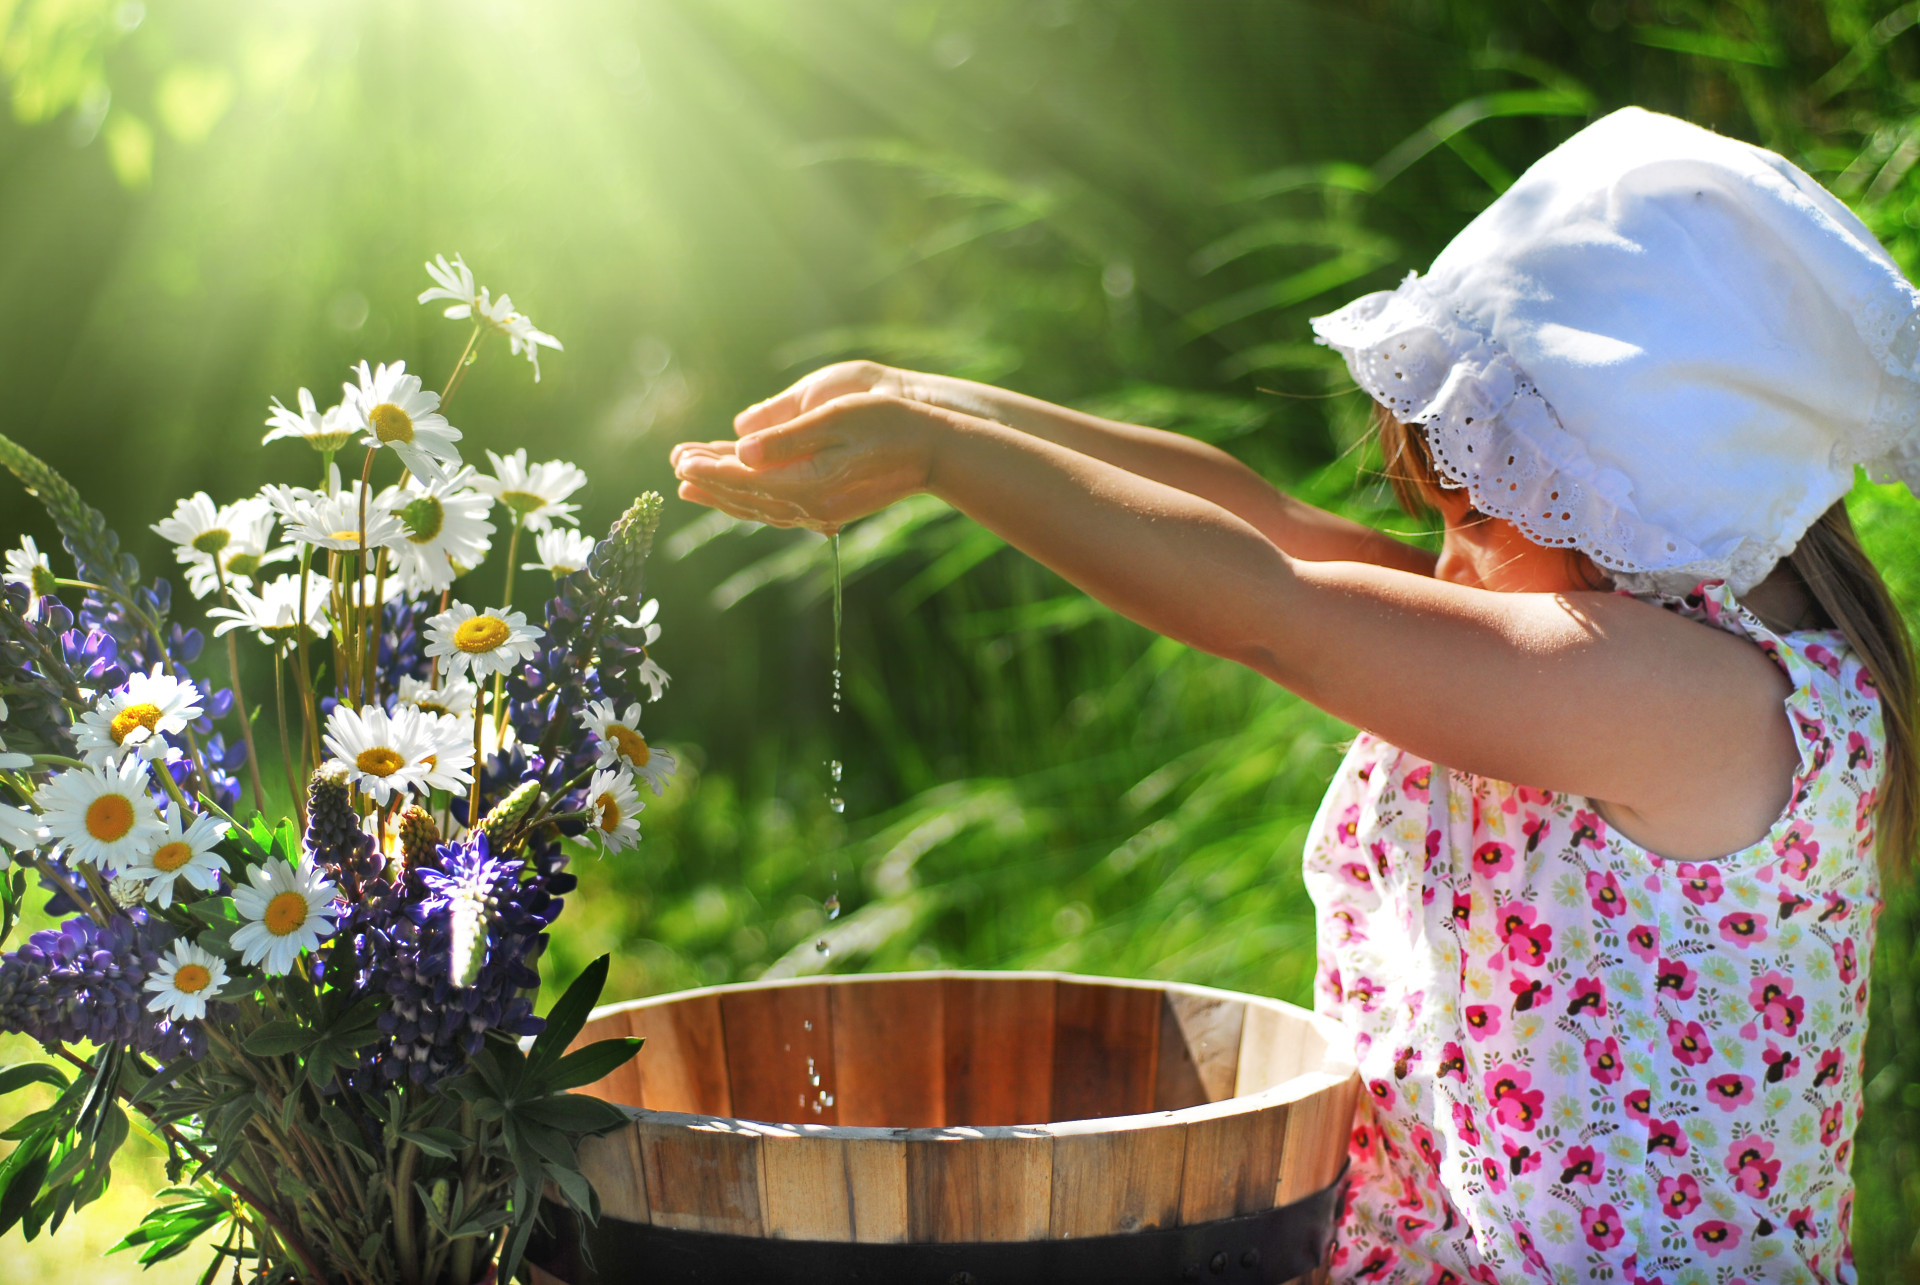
[516,1094,627,1136]
[0,1064,67,1098]
[544,1160,595,1215]
[398,1128,469,1160]
[243,1020,314,1057]
[541,1037,641,1095]
[0,1131,53,1235]
[527,954,609,1076]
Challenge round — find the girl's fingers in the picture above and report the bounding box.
[734,361,886,437]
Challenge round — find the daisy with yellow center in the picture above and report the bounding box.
[231,857,338,976]
[577,699,677,796]
[424,601,545,682]
[275,485,409,554]
[143,939,229,1022]
[74,665,205,765]
[473,448,584,532]
[584,767,642,853]
[207,573,334,649]
[395,674,479,721]
[408,708,478,794]
[122,802,229,908]
[263,386,358,453]
[323,705,436,805]
[378,468,495,594]
[3,535,57,605]
[348,359,463,485]
[35,756,165,875]
[525,528,596,577]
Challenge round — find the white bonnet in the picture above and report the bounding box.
[1311,106,1920,594]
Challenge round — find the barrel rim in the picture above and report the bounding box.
[578,969,1359,1139]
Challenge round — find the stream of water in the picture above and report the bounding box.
[816,532,844,956]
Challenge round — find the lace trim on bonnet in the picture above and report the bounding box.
[1313,272,1920,595]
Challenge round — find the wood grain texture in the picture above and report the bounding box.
[943,975,1055,1126]
[830,976,945,1127]
[720,984,837,1125]
[1234,997,1310,1096]
[576,1120,649,1222]
[906,1125,1053,1242]
[1275,1071,1362,1205]
[750,1122,909,1243]
[637,1115,764,1235]
[1045,1112,1187,1237]
[1050,980,1160,1122]
[1178,1096,1289,1224]
[1156,989,1245,1109]
[627,993,731,1115]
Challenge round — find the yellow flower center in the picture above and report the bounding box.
[85,793,135,842]
[173,963,212,994]
[264,890,310,936]
[152,840,194,872]
[608,724,650,767]
[329,530,363,542]
[497,489,546,517]
[110,702,165,745]
[455,615,511,653]
[191,528,231,555]
[370,402,415,444]
[416,701,450,717]
[597,792,622,832]
[356,747,406,778]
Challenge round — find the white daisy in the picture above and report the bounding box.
[419,254,563,381]
[576,699,676,795]
[394,674,478,721]
[347,360,462,485]
[36,756,165,874]
[584,767,642,852]
[180,502,292,600]
[264,387,358,453]
[207,574,333,647]
[274,485,409,555]
[379,468,495,594]
[231,857,338,976]
[0,802,43,861]
[3,536,57,605]
[73,665,205,764]
[473,449,584,531]
[143,939,229,1021]
[636,655,671,702]
[615,599,671,701]
[323,704,435,805]
[424,602,544,682]
[122,802,228,908]
[525,527,595,576]
[152,495,281,593]
[404,707,475,795]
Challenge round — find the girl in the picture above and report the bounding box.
[671,108,1909,1283]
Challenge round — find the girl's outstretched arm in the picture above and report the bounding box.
[733,362,1434,575]
[673,391,1798,863]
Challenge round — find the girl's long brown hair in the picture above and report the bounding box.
[1373,404,1916,877]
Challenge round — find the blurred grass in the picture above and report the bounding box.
[0,0,1918,1279]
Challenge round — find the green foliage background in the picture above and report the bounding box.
[0,0,1917,1278]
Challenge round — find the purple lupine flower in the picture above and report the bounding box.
[0,913,201,1060]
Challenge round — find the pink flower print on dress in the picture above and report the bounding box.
[1401,764,1431,801]
[1559,1143,1603,1185]
[1520,812,1551,854]
[1763,1042,1801,1084]
[1464,1005,1502,1041]
[1806,641,1843,679]
[1623,1087,1652,1123]
[1347,976,1383,1012]
[1705,1073,1756,1111]
[1330,907,1366,945]
[1835,934,1859,983]
[1787,1206,1818,1240]
[1657,1173,1701,1218]
[1352,1124,1376,1165]
[1471,841,1514,877]
[1339,860,1373,888]
[1694,1221,1743,1258]
[1857,785,1879,836]
[1676,862,1723,906]
[1568,808,1606,849]
[1846,730,1874,772]
[1352,1245,1397,1279]
[1668,1019,1713,1067]
[1508,975,1551,1013]
[1411,1124,1442,1173]
[1773,820,1820,880]
[1479,1155,1506,1194]
[1337,804,1361,846]
[1626,922,1659,961]
[1495,903,1553,966]
[1813,1048,1845,1091]
[1776,887,1814,921]
[1368,1078,1397,1112]
[1566,977,1607,1018]
[1750,971,1806,1036]
[1727,1136,1780,1198]
[1501,1138,1541,1175]
[1395,1214,1432,1240]
[1647,1117,1689,1157]
[1819,1101,1846,1147]
[1450,892,1471,930]
[1584,1036,1623,1084]
[1451,1098,1482,1146]
[1655,956,1699,1001]
[1484,1063,1545,1132]
[1369,839,1392,879]
[1718,911,1767,946]
[1818,890,1852,925]
[1585,870,1626,918]
[1437,1042,1468,1083]
[1580,1204,1626,1251]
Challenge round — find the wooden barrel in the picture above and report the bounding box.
[528,971,1360,1285]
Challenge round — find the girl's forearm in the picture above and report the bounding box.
[906,371,1433,574]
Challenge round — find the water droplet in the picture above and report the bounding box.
[824,893,841,920]
[811,1074,821,1086]
[828,796,845,814]
[829,759,843,782]
[803,1020,812,1032]
[815,938,830,954]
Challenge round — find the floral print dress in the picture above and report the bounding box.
[1303,583,1882,1285]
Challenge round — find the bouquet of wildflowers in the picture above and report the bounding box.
[0,256,673,1284]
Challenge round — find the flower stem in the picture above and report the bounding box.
[467,702,484,831]
[394,1139,422,1285]
[275,651,304,830]
[215,561,269,814]
[440,323,484,407]
[354,446,378,709]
